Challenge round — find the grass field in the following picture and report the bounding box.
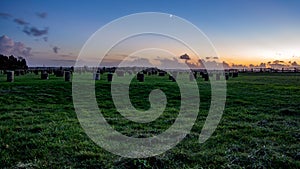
[0,72,299,168]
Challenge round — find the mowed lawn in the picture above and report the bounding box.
[0,72,299,168]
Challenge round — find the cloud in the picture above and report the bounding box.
[272,60,285,64]
[36,12,47,19]
[179,54,200,68]
[179,53,191,60]
[14,18,29,25]
[259,63,266,68]
[266,60,286,69]
[58,53,76,58]
[23,26,48,37]
[222,61,230,69]
[268,64,285,68]
[43,37,48,42]
[53,46,60,54]
[291,61,299,67]
[196,59,204,68]
[205,56,219,60]
[161,56,200,69]
[203,60,222,69]
[0,12,12,19]
[0,35,31,57]
[249,62,267,68]
[122,58,154,67]
[5,13,50,42]
[50,59,75,63]
[231,63,247,69]
[48,59,76,67]
[239,60,300,69]
[159,57,184,69]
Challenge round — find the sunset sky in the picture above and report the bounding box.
[0,0,300,67]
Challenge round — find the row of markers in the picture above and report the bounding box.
[92,71,238,82]
[5,70,71,82]
[4,70,238,82]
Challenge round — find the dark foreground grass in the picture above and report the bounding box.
[0,72,299,168]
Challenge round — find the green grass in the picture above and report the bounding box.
[0,72,299,168]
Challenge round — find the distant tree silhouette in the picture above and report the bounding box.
[0,54,28,70]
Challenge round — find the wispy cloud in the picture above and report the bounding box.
[52,46,60,54]
[0,11,61,55]
[0,12,12,19]
[50,59,75,63]
[13,18,29,25]
[23,26,48,37]
[43,37,48,42]
[205,56,219,60]
[1,12,49,41]
[59,53,76,58]
[36,12,47,19]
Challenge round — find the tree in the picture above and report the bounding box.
[0,54,28,70]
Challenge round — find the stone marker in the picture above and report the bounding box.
[107,73,113,82]
[7,71,14,82]
[189,72,195,81]
[216,73,220,81]
[193,72,197,78]
[169,75,176,82]
[34,70,39,75]
[158,72,165,76]
[203,73,209,81]
[65,71,71,81]
[93,73,100,80]
[137,72,144,82]
[41,72,49,80]
[116,70,124,77]
[169,72,177,82]
[233,72,238,78]
[55,70,64,77]
[48,69,53,74]
[225,74,229,80]
[15,70,20,76]
[100,69,104,74]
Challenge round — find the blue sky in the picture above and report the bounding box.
[0,0,300,66]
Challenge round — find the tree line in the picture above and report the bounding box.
[0,54,28,70]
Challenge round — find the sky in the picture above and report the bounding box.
[0,0,300,68]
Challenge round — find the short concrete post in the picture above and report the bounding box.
[7,71,14,82]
